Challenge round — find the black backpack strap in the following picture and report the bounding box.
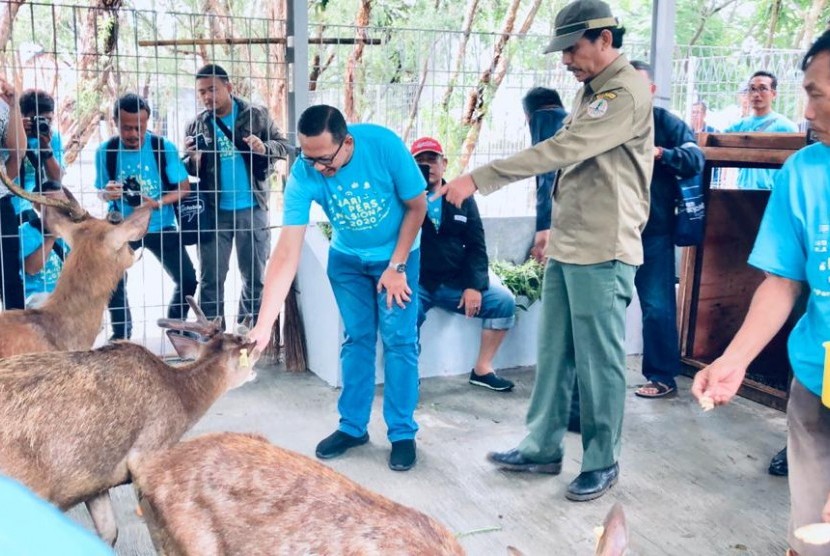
[148,134,175,191]
[104,136,120,181]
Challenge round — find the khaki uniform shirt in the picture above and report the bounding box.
[471,54,653,266]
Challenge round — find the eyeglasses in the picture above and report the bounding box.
[748,86,773,94]
[301,137,346,168]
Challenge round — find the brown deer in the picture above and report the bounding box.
[0,171,151,356]
[130,431,466,556]
[0,297,258,546]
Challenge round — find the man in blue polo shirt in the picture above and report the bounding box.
[249,105,426,472]
[693,30,830,556]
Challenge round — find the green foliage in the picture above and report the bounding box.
[318,221,333,241]
[490,259,543,311]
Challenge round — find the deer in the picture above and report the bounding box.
[0,171,151,357]
[129,431,466,556]
[0,297,258,547]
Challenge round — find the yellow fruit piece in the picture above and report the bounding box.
[239,348,250,368]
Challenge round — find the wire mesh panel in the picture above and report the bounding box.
[0,1,289,351]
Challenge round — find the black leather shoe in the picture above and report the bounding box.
[486,448,562,474]
[389,439,417,471]
[566,463,619,501]
[768,446,788,477]
[315,430,369,460]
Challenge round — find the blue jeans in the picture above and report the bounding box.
[327,248,420,442]
[417,272,516,330]
[634,234,679,387]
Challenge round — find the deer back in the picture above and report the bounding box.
[132,432,466,556]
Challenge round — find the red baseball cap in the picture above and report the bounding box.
[410,136,444,157]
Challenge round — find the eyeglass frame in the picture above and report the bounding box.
[300,135,349,168]
[748,85,774,94]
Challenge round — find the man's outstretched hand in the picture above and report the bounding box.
[431,174,477,208]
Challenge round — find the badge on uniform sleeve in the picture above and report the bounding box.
[587,98,609,118]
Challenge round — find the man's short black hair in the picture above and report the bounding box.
[195,64,230,82]
[522,87,563,115]
[298,105,348,143]
[802,29,830,71]
[750,70,778,90]
[112,93,151,120]
[19,89,55,116]
[630,60,653,79]
[583,26,626,49]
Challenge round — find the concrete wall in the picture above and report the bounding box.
[296,218,644,387]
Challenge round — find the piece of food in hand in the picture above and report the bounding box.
[794,523,830,545]
[698,395,715,412]
[239,348,250,368]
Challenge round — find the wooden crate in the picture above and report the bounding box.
[677,132,807,411]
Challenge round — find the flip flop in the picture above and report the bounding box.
[634,381,677,399]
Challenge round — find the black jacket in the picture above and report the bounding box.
[646,107,705,236]
[420,188,489,293]
[183,96,291,211]
[529,106,567,232]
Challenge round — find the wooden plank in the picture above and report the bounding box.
[700,147,796,167]
[701,132,806,150]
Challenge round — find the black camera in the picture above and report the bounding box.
[31,115,51,136]
[121,176,143,207]
[190,133,210,151]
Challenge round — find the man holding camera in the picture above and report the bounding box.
[184,64,291,326]
[95,93,197,340]
[16,90,64,213]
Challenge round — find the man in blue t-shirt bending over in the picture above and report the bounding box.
[249,105,427,472]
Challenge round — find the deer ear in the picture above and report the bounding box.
[109,205,151,247]
[42,205,75,242]
[166,330,201,360]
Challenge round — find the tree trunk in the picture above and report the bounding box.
[265,0,287,133]
[401,41,436,143]
[458,0,540,171]
[794,0,828,48]
[0,0,26,56]
[58,0,123,166]
[765,0,782,48]
[344,0,371,122]
[440,0,480,110]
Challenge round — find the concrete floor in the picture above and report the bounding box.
[71,356,790,556]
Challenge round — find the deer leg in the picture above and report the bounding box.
[86,490,118,546]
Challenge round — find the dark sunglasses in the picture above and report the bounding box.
[300,136,347,168]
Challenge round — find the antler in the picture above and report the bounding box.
[157,296,223,337]
[0,170,88,222]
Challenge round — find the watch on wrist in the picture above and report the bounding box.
[389,262,406,273]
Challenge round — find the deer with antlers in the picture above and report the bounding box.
[0,297,258,546]
[0,171,151,357]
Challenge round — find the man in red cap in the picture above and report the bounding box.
[411,136,516,391]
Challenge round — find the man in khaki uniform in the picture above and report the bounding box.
[435,0,653,501]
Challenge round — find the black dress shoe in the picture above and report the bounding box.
[768,446,788,477]
[486,448,562,474]
[315,430,369,460]
[566,463,619,501]
[389,439,417,471]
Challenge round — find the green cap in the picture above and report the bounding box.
[543,0,619,54]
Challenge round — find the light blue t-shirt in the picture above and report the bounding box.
[748,142,830,396]
[215,102,256,211]
[284,123,426,262]
[0,476,114,556]
[94,133,188,233]
[19,221,68,301]
[725,112,798,190]
[12,134,65,215]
